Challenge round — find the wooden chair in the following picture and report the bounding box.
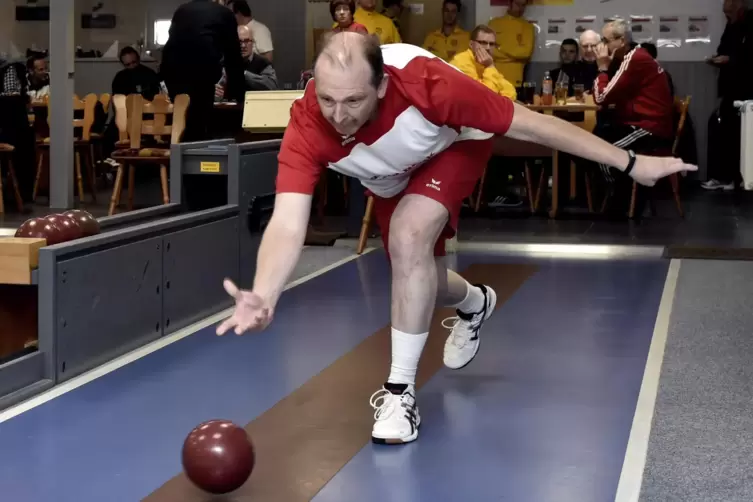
[108,93,190,215]
[625,96,690,219]
[0,143,24,214]
[32,93,99,203]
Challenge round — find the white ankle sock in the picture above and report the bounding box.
[387,328,429,386]
[451,283,485,314]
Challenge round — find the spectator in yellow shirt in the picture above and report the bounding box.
[488,0,534,87]
[353,0,401,45]
[449,25,517,99]
[422,0,470,61]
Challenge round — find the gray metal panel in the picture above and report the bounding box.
[239,149,278,198]
[0,351,46,397]
[236,139,282,153]
[37,247,57,380]
[55,237,164,381]
[0,379,54,412]
[162,217,239,334]
[48,0,75,209]
[98,204,181,230]
[227,144,240,205]
[171,140,232,203]
[43,205,239,259]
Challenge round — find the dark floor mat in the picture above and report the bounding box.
[663,246,753,260]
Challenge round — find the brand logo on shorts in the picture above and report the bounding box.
[426,179,441,191]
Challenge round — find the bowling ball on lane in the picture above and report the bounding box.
[62,209,100,236]
[44,213,83,241]
[15,217,66,245]
[182,419,255,494]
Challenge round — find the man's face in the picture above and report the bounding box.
[560,43,578,64]
[121,53,139,69]
[473,31,497,57]
[508,0,527,17]
[238,30,254,58]
[602,26,624,55]
[31,59,47,80]
[359,0,377,11]
[442,2,458,25]
[723,0,743,18]
[579,34,599,62]
[315,60,386,136]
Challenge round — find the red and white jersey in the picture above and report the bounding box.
[276,43,516,198]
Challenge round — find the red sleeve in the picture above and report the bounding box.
[593,48,650,105]
[275,94,325,195]
[393,56,515,135]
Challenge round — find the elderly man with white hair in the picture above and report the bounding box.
[578,29,601,63]
[590,19,675,218]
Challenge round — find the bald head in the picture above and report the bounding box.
[579,29,600,62]
[237,25,253,58]
[315,31,383,87]
[312,31,388,136]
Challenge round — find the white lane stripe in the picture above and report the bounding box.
[614,258,681,502]
[0,247,377,424]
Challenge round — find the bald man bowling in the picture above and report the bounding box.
[217,32,696,445]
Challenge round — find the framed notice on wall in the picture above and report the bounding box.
[491,0,573,5]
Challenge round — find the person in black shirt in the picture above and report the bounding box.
[111,47,161,100]
[160,0,245,141]
[703,0,753,190]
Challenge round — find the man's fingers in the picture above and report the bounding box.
[216,317,237,336]
[223,278,240,299]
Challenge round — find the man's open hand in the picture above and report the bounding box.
[216,279,273,336]
[629,155,697,186]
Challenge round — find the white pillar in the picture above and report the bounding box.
[48,0,75,209]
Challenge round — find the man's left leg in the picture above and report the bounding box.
[369,139,496,444]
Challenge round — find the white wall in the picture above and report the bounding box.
[476,0,727,62]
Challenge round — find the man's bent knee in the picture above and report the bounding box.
[388,196,448,265]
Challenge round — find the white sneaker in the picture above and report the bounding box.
[442,284,497,370]
[370,383,421,444]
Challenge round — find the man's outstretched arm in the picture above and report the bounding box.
[251,192,312,308]
[412,57,697,184]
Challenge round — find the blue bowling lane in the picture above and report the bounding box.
[313,255,669,502]
[0,251,394,502]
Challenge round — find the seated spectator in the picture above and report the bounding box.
[112,47,161,100]
[577,29,600,92]
[449,25,516,100]
[550,38,596,96]
[593,19,674,216]
[26,54,49,101]
[353,0,401,45]
[330,0,368,34]
[229,0,274,62]
[382,0,404,37]
[216,25,278,99]
[640,42,674,96]
[422,0,470,62]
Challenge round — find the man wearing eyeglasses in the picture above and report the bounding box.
[216,25,278,100]
[449,25,516,100]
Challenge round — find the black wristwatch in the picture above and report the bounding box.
[624,149,636,174]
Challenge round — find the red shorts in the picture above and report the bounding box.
[371,139,493,257]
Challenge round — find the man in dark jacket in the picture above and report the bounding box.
[702,0,753,191]
[160,0,245,141]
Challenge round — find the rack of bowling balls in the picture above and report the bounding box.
[14,210,101,245]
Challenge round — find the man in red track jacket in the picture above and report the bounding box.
[593,19,675,215]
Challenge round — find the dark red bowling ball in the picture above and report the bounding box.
[62,209,100,236]
[44,213,83,241]
[181,419,255,494]
[15,217,66,245]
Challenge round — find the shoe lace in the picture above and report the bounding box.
[442,316,477,348]
[369,388,414,421]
